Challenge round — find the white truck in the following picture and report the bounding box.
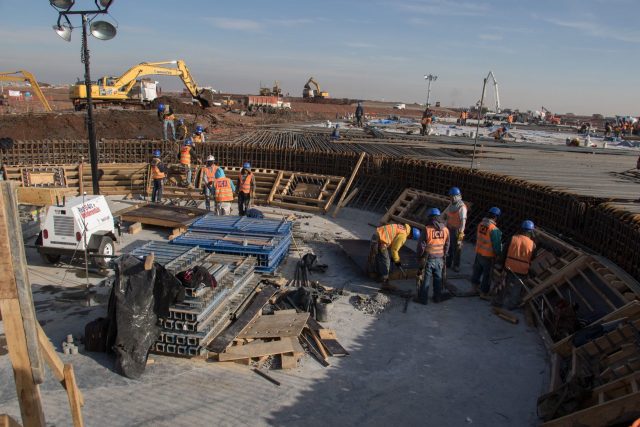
[36,195,117,269]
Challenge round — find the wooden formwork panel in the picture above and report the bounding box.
[268,171,345,213]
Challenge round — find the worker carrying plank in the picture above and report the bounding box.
[149,149,166,203]
[416,208,451,304]
[493,220,538,310]
[201,155,219,211]
[442,186,467,272]
[212,167,236,216]
[471,207,503,296]
[157,103,176,142]
[367,223,420,291]
[236,162,256,216]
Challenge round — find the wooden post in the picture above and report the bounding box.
[332,152,366,218]
[78,161,84,196]
[63,365,84,427]
[0,181,46,426]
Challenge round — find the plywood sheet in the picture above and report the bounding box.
[237,312,310,339]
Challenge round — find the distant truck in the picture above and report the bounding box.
[393,103,406,110]
[246,95,291,110]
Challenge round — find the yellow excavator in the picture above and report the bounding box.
[259,81,282,97]
[70,60,215,109]
[0,70,52,111]
[302,77,329,99]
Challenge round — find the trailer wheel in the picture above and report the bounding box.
[41,253,61,264]
[93,236,114,269]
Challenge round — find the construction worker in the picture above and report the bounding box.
[367,223,420,291]
[192,125,206,144]
[471,207,503,296]
[421,110,433,136]
[176,118,188,141]
[201,155,218,211]
[331,124,340,141]
[150,149,166,203]
[506,113,514,128]
[178,138,197,187]
[355,102,364,127]
[493,220,538,310]
[157,103,176,142]
[212,168,235,216]
[442,186,467,272]
[236,162,256,216]
[416,208,451,304]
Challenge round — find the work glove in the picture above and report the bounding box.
[457,231,464,242]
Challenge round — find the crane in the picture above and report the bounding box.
[0,70,52,112]
[302,77,329,99]
[69,60,216,109]
[476,71,501,113]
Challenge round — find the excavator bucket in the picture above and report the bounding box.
[196,89,216,108]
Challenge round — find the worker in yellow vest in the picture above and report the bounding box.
[493,220,538,309]
[192,125,206,144]
[236,162,256,216]
[443,186,467,272]
[177,138,197,187]
[471,207,503,296]
[157,103,175,141]
[212,168,235,216]
[201,155,219,211]
[416,208,451,304]
[367,223,421,291]
[150,149,166,203]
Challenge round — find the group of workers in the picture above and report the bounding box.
[149,145,256,216]
[157,103,206,143]
[368,186,537,309]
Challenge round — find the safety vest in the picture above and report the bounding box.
[505,234,535,275]
[424,225,449,257]
[151,164,165,180]
[192,133,204,143]
[422,117,432,125]
[476,220,498,257]
[446,203,466,230]
[507,115,513,123]
[214,177,233,202]
[179,146,191,165]
[376,224,407,246]
[202,165,218,184]
[238,172,254,194]
[162,105,175,121]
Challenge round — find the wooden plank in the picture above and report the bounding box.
[63,364,84,427]
[491,307,519,324]
[237,312,310,339]
[267,171,284,203]
[219,337,297,361]
[541,391,640,427]
[16,187,76,206]
[280,353,299,370]
[332,152,366,218]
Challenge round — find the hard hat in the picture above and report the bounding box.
[521,220,535,231]
[243,162,251,169]
[427,207,441,217]
[196,125,203,133]
[448,187,461,196]
[214,168,225,179]
[157,103,165,111]
[184,138,193,146]
[152,149,161,157]
[178,118,184,125]
[488,206,501,216]
[411,227,421,240]
[206,155,215,162]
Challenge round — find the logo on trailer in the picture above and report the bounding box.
[78,202,101,219]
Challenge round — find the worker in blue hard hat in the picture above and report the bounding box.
[157,103,176,142]
[176,118,188,141]
[236,162,256,216]
[416,208,451,304]
[192,124,206,144]
[493,220,538,310]
[150,149,166,203]
[442,186,467,272]
[178,138,198,187]
[367,223,420,291]
[471,207,503,296]
[212,167,236,216]
[331,124,340,141]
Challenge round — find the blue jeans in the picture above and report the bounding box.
[418,257,443,304]
[471,254,494,294]
[203,185,213,211]
[183,164,192,185]
[163,120,175,141]
[446,226,460,268]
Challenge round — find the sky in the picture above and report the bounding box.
[0,0,637,115]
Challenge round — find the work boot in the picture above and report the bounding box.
[433,293,453,303]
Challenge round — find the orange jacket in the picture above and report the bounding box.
[214,177,234,202]
[505,234,535,275]
[476,220,499,257]
[238,172,254,194]
[424,225,449,257]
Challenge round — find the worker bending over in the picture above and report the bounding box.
[236,162,256,216]
[417,208,451,304]
[157,103,176,142]
[471,207,503,296]
[493,220,538,310]
[367,223,420,291]
[176,119,188,141]
[192,125,206,144]
[178,138,197,187]
[150,149,166,203]
[201,155,219,211]
[213,168,235,216]
[443,186,467,272]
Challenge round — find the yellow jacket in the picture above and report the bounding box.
[376,224,410,263]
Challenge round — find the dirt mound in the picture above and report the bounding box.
[152,96,207,115]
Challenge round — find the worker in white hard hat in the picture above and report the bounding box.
[201,155,218,211]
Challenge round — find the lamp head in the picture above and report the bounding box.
[50,0,74,10]
[90,20,117,40]
[53,23,72,42]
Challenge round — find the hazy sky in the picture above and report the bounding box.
[1,0,637,115]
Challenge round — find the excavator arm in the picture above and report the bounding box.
[0,70,52,111]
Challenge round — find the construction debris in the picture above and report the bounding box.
[352,293,390,315]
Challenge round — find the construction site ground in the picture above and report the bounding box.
[0,200,547,426]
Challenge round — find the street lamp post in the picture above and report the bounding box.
[50,0,117,196]
[424,74,438,108]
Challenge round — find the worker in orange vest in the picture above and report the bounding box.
[150,149,166,203]
[443,186,467,272]
[506,113,514,128]
[471,207,503,296]
[236,162,256,216]
[416,208,451,304]
[157,103,175,142]
[367,223,421,291]
[493,220,538,309]
[212,168,235,216]
[177,138,197,187]
[201,155,218,211]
